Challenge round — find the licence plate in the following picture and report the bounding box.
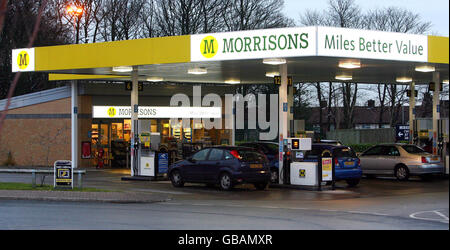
[344,162,354,166]
[431,157,439,162]
[250,164,263,169]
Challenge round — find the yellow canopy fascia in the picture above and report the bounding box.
[49,74,129,81]
[428,36,449,64]
[36,35,191,72]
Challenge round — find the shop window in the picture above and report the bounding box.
[124,120,131,142]
[100,124,109,145]
[111,123,124,141]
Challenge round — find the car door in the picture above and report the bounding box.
[184,149,210,182]
[380,146,402,175]
[359,146,383,173]
[203,148,225,182]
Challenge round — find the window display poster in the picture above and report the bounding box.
[321,157,333,181]
[81,141,92,159]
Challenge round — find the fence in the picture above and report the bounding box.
[326,128,395,145]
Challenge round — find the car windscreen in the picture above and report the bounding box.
[304,147,323,160]
[333,147,357,158]
[261,143,278,155]
[402,145,426,154]
[237,149,267,163]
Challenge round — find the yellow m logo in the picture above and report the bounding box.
[17,51,29,70]
[200,36,218,58]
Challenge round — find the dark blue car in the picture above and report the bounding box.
[238,142,280,183]
[303,144,362,187]
[168,146,271,191]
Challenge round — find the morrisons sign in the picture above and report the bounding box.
[191,27,317,62]
[191,26,429,63]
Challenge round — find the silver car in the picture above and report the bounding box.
[359,144,443,181]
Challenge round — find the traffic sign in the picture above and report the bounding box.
[396,125,410,142]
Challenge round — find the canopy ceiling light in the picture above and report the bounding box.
[147,77,164,82]
[263,58,287,65]
[339,60,361,69]
[112,66,133,73]
[415,65,436,73]
[224,80,241,85]
[265,72,280,78]
[335,74,353,81]
[396,77,413,83]
[188,67,208,75]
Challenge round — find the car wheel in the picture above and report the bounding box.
[395,165,410,181]
[219,173,233,191]
[170,170,184,188]
[270,169,279,183]
[346,179,360,187]
[254,182,268,190]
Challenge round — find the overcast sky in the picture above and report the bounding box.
[284,0,449,36]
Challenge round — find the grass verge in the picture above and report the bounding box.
[0,182,111,192]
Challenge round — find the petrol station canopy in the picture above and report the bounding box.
[12,26,449,85]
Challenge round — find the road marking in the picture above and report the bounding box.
[162,202,392,217]
[434,211,449,221]
[347,211,390,216]
[226,205,245,208]
[410,210,449,224]
[192,203,214,206]
[165,202,182,205]
[131,189,191,195]
[260,206,280,209]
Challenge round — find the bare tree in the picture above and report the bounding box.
[0,0,7,34]
[387,84,409,126]
[139,0,158,38]
[154,0,203,36]
[221,0,294,32]
[327,0,363,28]
[364,6,432,127]
[0,0,55,139]
[376,83,388,128]
[364,6,432,34]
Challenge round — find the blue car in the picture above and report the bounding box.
[303,144,362,187]
[168,146,271,191]
[238,142,280,183]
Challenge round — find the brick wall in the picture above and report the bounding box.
[0,96,92,168]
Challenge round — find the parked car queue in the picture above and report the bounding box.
[168,142,444,191]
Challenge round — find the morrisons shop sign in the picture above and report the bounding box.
[191,27,317,62]
[191,26,428,63]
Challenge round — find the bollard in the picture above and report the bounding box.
[31,170,36,188]
[78,172,83,189]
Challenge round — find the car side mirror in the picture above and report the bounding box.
[188,157,196,163]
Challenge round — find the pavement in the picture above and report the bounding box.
[0,167,171,203]
[0,166,448,206]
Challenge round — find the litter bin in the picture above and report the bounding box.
[54,160,73,189]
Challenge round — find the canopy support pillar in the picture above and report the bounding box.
[409,82,416,144]
[71,80,78,169]
[131,67,139,176]
[279,64,288,185]
[432,72,441,155]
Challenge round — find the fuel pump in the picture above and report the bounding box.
[284,138,316,187]
[132,120,140,176]
[139,131,155,177]
[438,119,449,174]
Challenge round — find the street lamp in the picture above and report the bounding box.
[66,4,84,44]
